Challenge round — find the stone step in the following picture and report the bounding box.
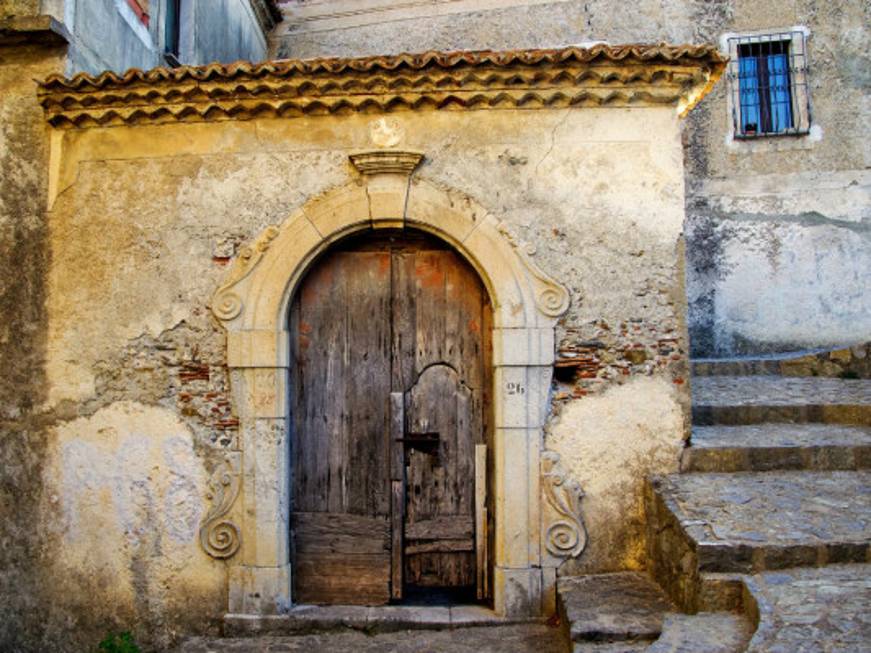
[557,572,675,643]
[646,612,752,653]
[176,622,566,652]
[223,604,531,636]
[691,344,870,378]
[682,424,871,472]
[691,376,871,426]
[646,471,871,611]
[743,564,871,652]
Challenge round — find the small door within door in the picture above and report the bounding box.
[290,231,491,605]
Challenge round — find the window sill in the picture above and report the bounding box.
[734,129,811,141]
[725,123,822,153]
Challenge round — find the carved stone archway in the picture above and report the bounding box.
[205,150,585,619]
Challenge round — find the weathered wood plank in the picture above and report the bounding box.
[405,539,475,554]
[390,392,404,482]
[405,516,474,540]
[475,444,487,599]
[294,554,391,605]
[292,512,389,554]
[345,250,392,516]
[391,479,404,599]
[391,248,416,393]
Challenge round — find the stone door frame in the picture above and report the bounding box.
[207,151,578,618]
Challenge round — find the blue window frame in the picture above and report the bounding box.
[737,40,793,135]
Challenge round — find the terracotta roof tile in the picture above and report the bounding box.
[40,43,725,91]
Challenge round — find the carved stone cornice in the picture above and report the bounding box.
[350,150,424,176]
[37,44,726,129]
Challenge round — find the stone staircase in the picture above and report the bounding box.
[560,349,870,652]
[641,352,871,653]
[177,348,870,653]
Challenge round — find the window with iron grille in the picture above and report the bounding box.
[726,30,812,138]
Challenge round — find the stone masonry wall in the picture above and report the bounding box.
[32,105,691,649]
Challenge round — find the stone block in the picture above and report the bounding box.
[227,330,289,369]
[405,177,482,243]
[492,327,556,366]
[303,183,371,237]
[494,566,542,618]
[367,173,409,225]
[228,563,292,615]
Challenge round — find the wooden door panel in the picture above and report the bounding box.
[291,249,392,515]
[404,364,478,588]
[291,248,393,605]
[292,512,391,605]
[291,232,491,604]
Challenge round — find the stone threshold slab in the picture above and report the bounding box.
[224,605,540,636]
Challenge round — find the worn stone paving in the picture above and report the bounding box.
[692,376,871,407]
[656,471,871,552]
[746,564,871,652]
[176,623,567,653]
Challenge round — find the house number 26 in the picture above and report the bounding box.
[506,382,525,395]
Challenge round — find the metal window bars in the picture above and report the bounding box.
[727,30,812,138]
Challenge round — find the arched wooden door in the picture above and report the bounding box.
[289,230,492,605]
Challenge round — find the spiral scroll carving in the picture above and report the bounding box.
[494,220,570,319]
[212,292,243,321]
[210,225,280,323]
[536,285,570,318]
[202,519,241,559]
[199,452,242,559]
[542,451,588,560]
[546,520,583,557]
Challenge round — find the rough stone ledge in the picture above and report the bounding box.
[647,612,752,653]
[691,343,871,379]
[743,564,871,652]
[692,404,871,427]
[0,14,70,45]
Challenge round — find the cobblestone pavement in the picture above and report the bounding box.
[747,564,871,652]
[656,471,871,548]
[692,376,871,407]
[692,424,871,448]
[176,623,567,653]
